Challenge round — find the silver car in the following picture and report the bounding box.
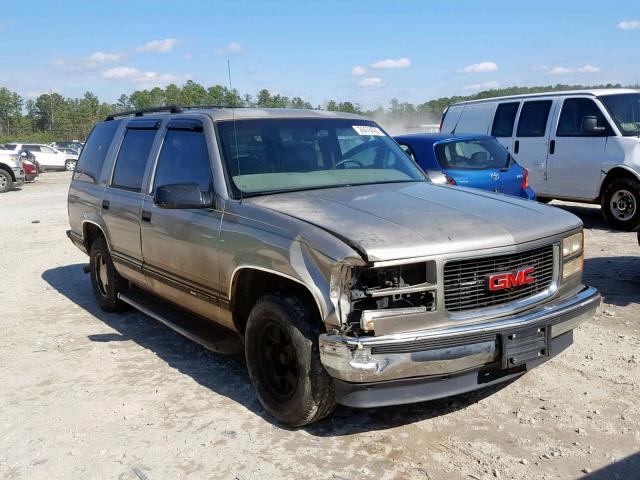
[66,107,600,426]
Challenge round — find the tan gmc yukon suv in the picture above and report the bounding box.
[67,106,600,426]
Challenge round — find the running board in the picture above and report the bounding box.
[118,287,243,355]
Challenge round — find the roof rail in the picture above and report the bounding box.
[105,105,183,121]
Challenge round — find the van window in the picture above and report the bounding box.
[440,105,464,133]
[153,129,213,193]
[73,120,122,184]
[491,102,520,137]
[557,98,611,136]
[454,103,494,134]
[111,128,157,192]
[516,100,552,137]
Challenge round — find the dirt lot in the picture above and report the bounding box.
[1,172,639,480]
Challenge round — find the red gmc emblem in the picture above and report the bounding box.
[486,267,536,291]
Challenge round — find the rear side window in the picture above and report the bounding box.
[454,103,494,134]
[111,128,157,192]
[24,145,40,152]
[73,120,122,183]
[153,128,212,192]
[557,98,611,136]
[516,100,552,137]
[440,105,464,134]
[491,102,520,137]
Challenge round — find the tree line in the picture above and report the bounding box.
[0,81,628,143]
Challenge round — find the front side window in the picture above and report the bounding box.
[600,93,640,136]
[41,146,55,153]
[491,102,520,137]
[434,138,509,170]
[111,128,157,192]
[153,129,213,192]
[557,98,611,136]
[217,119,425,197]
[73,120,122,183]
[516,100,552,137]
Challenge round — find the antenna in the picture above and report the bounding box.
[228,59,242,202]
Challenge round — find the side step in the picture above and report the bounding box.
[118,287,243,355]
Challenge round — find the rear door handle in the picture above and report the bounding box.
[514,140,520,154]
[102,200,110,210]
[141,210,152,222]
[549,140,556,155]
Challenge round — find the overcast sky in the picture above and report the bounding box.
[2,0,639,107]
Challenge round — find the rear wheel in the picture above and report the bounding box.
[245,293,336,426]
[601,177,640,231]
[0,169,12,193]
[65,159,77,171]
[89,236,129,312]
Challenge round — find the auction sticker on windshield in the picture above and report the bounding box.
[353,125,385,136]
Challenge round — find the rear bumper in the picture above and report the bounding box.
[319,286,600,392]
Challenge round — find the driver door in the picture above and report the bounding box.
[141,119,227,325]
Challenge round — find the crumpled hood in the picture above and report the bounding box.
[247,182,582,262]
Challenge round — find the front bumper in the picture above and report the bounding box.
[320,286,600,390]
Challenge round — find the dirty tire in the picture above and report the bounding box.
[89,236,129,312]
[245,293,336,427]
[601,177,640,231]
[0,169,12,193]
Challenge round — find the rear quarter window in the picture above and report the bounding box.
[111,128,158,192]
[73,120,122,184]
[454,103,495,134]
[440,105,464,134]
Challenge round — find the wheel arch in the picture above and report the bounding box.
[0,163,16,181]
[599,166,640,200]
[228,266,326,333]
[82,220,110,253]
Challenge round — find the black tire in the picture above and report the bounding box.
[537,197,553,204]
[245,293,336,427]
[601,177,640,231]
[65,159,76,171]
[89,236,130,312]
[0,169,12,193]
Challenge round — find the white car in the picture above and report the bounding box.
[0,151,25,192]
[4,143,79,172]
[441,89,640,230]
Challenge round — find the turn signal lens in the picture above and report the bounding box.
[563,254,584,279]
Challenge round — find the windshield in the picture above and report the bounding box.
[600,93,640,136]
[434,138,510,170]
[217,118,426,197]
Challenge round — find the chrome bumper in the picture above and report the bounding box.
[319,286,600,383]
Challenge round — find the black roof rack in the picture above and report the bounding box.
[104,104,254,121]
[105,105,183,121]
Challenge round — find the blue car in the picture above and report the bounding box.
[394,133,536,200]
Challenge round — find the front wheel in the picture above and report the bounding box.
[601,178,640,231]
[245,293,336,427]
[65,160,77,171]
[0,169,13,193]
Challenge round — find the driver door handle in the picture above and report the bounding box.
[549,140,556,155]
[142,210,152,222]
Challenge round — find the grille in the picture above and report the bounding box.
[444,245,555,312]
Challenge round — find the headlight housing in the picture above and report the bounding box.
[562,232,584,280]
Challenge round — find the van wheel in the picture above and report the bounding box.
[0,169,12,193]
[245,293,336,427]
[601,178,640,231]
[65,160,77,171]
[89,236,130,312]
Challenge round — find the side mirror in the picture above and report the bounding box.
[582,116,605,134]
[154,183,213,209]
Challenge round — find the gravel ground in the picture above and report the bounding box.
[1,172,639,480]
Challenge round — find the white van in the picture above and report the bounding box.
[440,89,640,230]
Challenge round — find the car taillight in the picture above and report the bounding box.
[443,172,457,185]
[521,168,529,189]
